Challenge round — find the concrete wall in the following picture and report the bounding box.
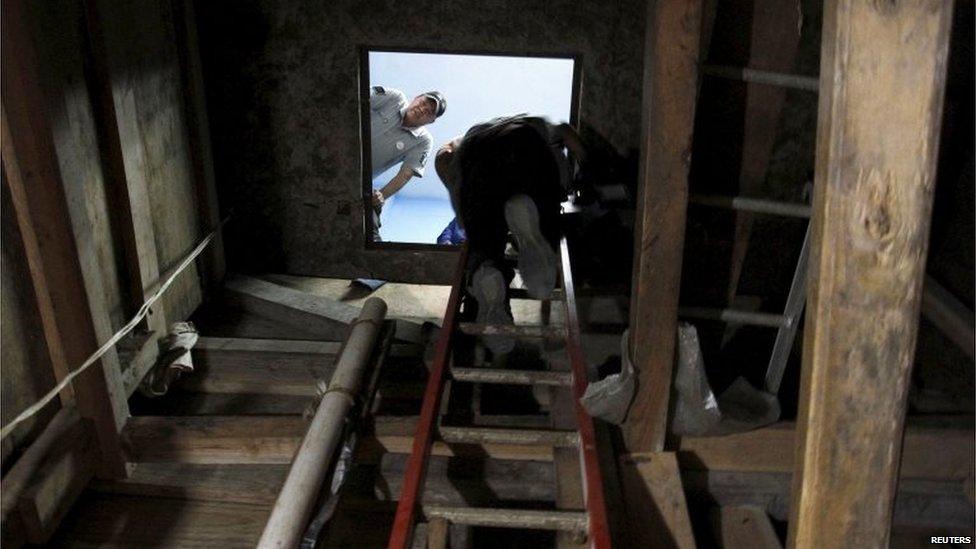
[197,0,647,283]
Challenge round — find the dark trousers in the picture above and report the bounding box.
[458,122,563,276]
[371,204,382,242]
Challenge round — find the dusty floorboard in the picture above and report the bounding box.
[53,492,271,548]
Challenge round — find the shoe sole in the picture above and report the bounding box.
[469,265,515,355]
[504,195,557,299]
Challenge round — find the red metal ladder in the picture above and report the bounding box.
[387,237,612,548]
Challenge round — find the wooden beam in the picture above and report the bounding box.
[710,506,781,549]
[789,2,954,545]
[52,492,270,547]
[124,415,556,464]
[0,0,128,478]
[81,0,169,396]
[90,462,288,506]
[1,129,75,412]
[682,470,974,530]
[193,336,421,361]
[123,415,307,464]
[670,421,973,481]
[135,335,420,414]
[619,452,697,548]
[224,275,358,341]
[226,276,428,344]
[184,337,341,396]
[0,408,96,545]
[625,0,704,453]
[171,0,226,296]
[130,391,315,416]
[426,517,449,549]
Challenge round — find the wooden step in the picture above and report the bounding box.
[130,392,314,416]
[709,506,782,549]
[123,416,306,464]
[223,275,356,341]
[185,338,335,396]
[53,492,270,548]
[124,416,559,465]
[89,463,289,506]
[344,454,556,507]
[177,337,421,397]
[223,276,426,344]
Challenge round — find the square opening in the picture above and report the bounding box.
[361,48,580,249]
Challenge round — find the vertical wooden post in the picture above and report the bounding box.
[0,0,129,478]
[788,1,953,547]
[172,0,226,293]
[625,0,704,453]
[80,0,169,394]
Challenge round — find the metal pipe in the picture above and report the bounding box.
[702,65,819,91]
[258,298,387,549]
[678,306,789,328]
[690,194,812,218]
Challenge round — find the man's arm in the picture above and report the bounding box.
[372,164,414,206]
[552,123,587,161]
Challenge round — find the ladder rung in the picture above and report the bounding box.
[678,306,790,328]
[458,323,564,339]
[451,368,572,387]
[689,194,812,218]
[439,426,579,447]
[508,288,564,301]
[423,506,587,532]
[702,65,819,91]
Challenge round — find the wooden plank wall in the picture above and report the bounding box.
[1,0,223,542]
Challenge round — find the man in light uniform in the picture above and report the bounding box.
[369,86,446,241]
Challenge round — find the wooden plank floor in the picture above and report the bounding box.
[53,492,271,548]
[50,282,435,547]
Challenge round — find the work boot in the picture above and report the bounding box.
[469,263,515,355]
[504,194,557,299]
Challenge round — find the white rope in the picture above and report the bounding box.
[0,218,228,440]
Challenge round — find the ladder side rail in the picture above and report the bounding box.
[764,222,812,393]
[560,238,613,549]
[387,245,470,549]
